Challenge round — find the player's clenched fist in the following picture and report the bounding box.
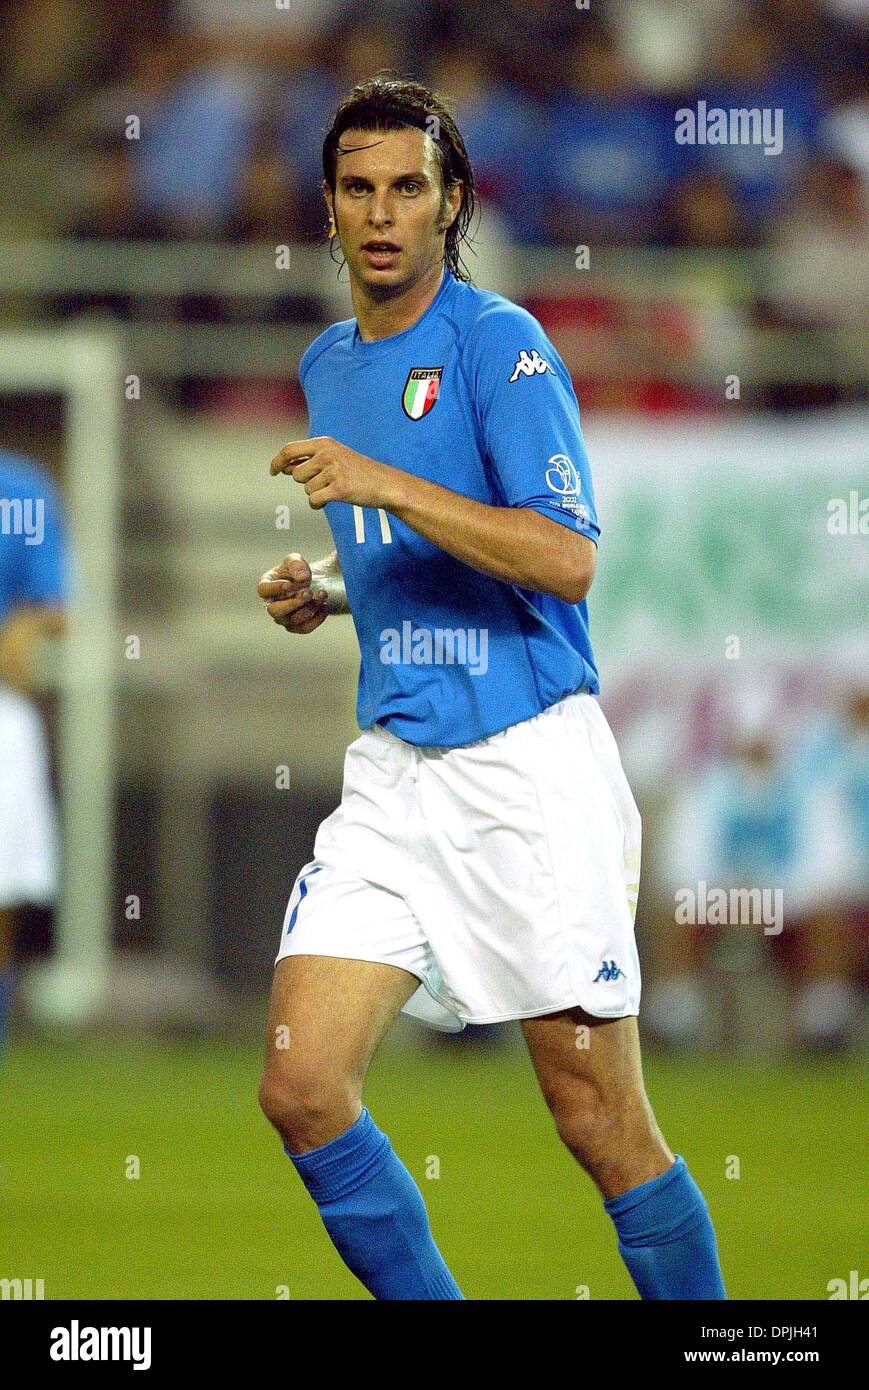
[257,552,329,634]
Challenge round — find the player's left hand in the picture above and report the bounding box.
[270,437,395,510]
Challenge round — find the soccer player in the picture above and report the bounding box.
[0,449,69,1057]
[256,76,727,1301]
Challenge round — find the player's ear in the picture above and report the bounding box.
[322,181,336,237]
[440,179,462,233]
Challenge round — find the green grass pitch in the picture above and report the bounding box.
[1,1038,864,1300]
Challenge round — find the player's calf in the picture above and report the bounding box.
[550,1085,726,1298]
[523,1008,726,1296]
[257,956,463,1299]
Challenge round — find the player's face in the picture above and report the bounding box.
[324,126,460,297]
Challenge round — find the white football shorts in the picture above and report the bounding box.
[274,690,642,1032]
[0,684,59,908]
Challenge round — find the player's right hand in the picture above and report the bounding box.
[257,552,329,634]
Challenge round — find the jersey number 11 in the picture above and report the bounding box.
[353,506,392,544]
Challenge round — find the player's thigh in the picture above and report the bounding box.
[260,952,420,1102]
[521,1005,649,1121]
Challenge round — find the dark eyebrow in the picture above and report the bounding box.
[339,171,429,188]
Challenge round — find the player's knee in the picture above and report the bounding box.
[257,1060,358,1149]
[552,1092,616,1162]
[547,1073,642,1157]
[551,1083,655,1167]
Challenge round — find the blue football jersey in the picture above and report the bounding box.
[0,451,71,627]
[298,266,600,747]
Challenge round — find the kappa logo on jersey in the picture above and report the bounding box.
[545,453,580,495]
[593,959,626,982]
[508,348,555,383]
[402,367,443,420]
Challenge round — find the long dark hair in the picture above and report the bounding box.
[322,73,477,282]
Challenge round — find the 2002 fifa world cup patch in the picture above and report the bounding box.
[402,367,443,420]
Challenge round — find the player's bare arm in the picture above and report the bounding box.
[0,603,66,692]
[270,436,596,605]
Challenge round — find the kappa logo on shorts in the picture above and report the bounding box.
[593,959,626,982]
[402,367,443,420]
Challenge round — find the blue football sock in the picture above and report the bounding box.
[285,1107,464,1300]
[0,967,15,1058]
[604,1155,727,1299]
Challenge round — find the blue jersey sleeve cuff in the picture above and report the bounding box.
[520,501,600,545]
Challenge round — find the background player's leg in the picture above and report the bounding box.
[258,954,463,1300]
[522,1007,726,1299]
[0,908,15,1059]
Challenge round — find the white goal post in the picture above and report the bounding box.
[0,328,122,1022]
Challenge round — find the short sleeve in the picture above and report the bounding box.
[462,300,599,543]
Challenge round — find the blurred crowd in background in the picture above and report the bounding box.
[0,0,863,418]
[0,0,864,249]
